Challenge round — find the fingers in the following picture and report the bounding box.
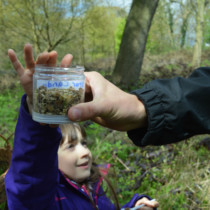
[35,50,58,68]
[36,52,49,65]
[47,50,57,66]
[135,198,159,209]
[83,71,105,102]
[84,76,93,102]
[40,123,58,128]
[36,52,72,68]
[49,124,59,128]
[8,49,25,77]
[24,43,35,69]
[68,101,102,122]
[60,54,73,67]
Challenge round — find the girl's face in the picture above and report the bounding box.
[58,127,92,183]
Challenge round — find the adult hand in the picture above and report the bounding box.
[68,71,147,131]
[134,197,159,209]
[8,43,73,104]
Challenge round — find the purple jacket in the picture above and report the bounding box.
[5,95,152,210]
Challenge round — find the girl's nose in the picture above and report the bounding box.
[78,144,90,158]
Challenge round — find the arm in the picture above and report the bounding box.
[68,67,210,146]
[5,94,61,209]
[128,67,210,146]
[6,44,73,209]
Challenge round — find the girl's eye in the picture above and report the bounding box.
[82,141,87,147]
[67,144,74,149]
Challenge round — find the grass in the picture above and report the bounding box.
[0,82,24,146]
[152,137,210,209]
[0,203,6,210]
[87,123,210,209]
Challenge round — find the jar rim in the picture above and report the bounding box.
[35,64,84,72]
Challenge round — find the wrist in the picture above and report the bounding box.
[129,94,147,129]
[26,96,33,115]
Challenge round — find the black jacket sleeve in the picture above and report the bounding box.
[127,67,210,146]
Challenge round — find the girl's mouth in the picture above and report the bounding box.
[77,161,89,168]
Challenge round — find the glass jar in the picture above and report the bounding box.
[32,65,85,124]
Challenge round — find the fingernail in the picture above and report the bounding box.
[71,108,81,121]
[8,49,13,53]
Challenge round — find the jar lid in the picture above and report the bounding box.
[35,65,84,73]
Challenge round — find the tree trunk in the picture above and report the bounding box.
[112,0,159,87]
[180,13,190,48]
[192,0,205,67]
[165,0,175,49]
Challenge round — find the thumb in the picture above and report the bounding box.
[68,101,101,122]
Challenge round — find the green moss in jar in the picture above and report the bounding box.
[34,85,84,115]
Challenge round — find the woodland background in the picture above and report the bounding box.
[0,0,210,209]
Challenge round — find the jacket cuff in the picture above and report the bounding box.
[127,85,165,146]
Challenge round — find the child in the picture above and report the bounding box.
[5,44,159,209]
